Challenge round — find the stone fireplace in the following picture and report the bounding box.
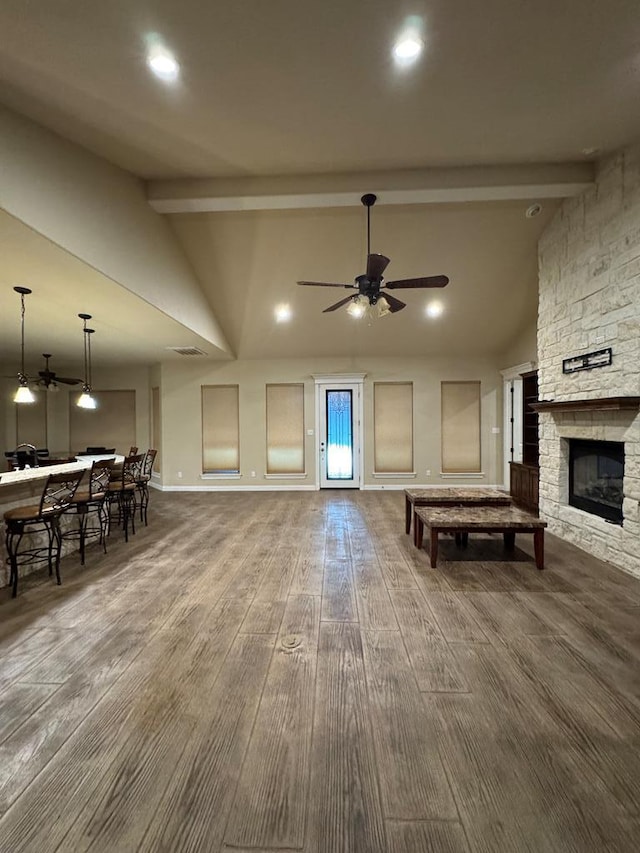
[537,145,640,578]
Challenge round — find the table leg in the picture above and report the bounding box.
[415,515,424,549]
[503,530,516,551]
[430,528,439,568]
[405,496,412,535]
[534,529,545,570]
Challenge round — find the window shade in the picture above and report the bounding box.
[69,390,136,456]
[266,384,305,474]
[441,381,481,473]
[202,385,240,473]
[151,386,161,473]
[374,382,413,473]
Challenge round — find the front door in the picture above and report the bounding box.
[318,384,361,488]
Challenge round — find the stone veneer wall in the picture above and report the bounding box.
[537,145,640,578]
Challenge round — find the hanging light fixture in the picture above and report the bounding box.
[346,295,367,318]
[376,296,391,318]
[13,286,35,404]
[77,313,97,410]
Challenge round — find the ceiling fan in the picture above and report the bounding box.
[35,354,82,390]
[297,193,449,315]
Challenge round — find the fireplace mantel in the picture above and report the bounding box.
[532,397,640,414]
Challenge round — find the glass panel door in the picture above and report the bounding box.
[319,384,361,488]
[326,390,353,480]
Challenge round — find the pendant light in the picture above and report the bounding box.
[13,286,35,404]
[77,313,97,410]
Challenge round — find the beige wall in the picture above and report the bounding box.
[0,104,230,357]
[158,356,504,489]
[500,319,537,368]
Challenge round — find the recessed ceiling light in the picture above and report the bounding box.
[147,47,180,81]
[426,301,443,318]
[525,203,542,218]
[275,304,292,322]
[393,34,424,63]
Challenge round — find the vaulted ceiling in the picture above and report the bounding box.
[0,0,639,370]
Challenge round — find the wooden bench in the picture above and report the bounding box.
[404,488,511,545]
[414,505,547,570]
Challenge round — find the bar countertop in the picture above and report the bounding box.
[0,454,124,487]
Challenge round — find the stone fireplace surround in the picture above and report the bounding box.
[537,404,639,577]
[536,145,640,579]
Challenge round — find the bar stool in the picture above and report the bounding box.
[136,449,157,526]
[128,446,139,456]
[4,470,85,598]
[106,454,143,542]
[63,459,114,565]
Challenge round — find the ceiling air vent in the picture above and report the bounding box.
[166,346,208,356]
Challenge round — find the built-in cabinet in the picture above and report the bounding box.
[509,370,539,512]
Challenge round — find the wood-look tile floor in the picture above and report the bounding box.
[1,490,640,852]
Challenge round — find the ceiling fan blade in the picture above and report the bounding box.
[323,295,356,313]
[297,280,355,288]
[385,275,449,289]
[381,292,406,313]
[366,253,390,280]
[56,377,82,385]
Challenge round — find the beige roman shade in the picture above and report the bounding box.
[374,382,414,473]
[69,389,136,455]
[202,385,240,473]
[441,381,481,473]
[266,383,305,474]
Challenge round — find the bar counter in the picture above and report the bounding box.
[1,455,124,588]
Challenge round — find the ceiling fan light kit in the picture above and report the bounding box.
[297,193,449,317]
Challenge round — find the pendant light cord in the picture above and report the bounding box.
[20,293,26,375]
[83,318,88,386]
[87,329,92,387]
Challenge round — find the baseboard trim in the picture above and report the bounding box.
[152,483,317,492]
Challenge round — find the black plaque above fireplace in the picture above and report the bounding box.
[569,439,624,524]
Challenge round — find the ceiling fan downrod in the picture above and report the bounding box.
[361,193,377,259]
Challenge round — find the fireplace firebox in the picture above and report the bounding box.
[568,439,624,524]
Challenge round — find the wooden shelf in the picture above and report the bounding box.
[532,397,640,414]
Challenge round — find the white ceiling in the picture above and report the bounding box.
[0,0,638,364]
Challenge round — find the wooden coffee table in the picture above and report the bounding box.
[414,505,547,570]
[404,488,511,545]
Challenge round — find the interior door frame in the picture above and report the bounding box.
[313,373,366,490]
[500,361,534,489]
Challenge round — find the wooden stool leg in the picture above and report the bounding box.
[415,515,424,549]
[503,531,516,551]
[534,529,545,570]
[430,528,439,568]
[405,496,412,535]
